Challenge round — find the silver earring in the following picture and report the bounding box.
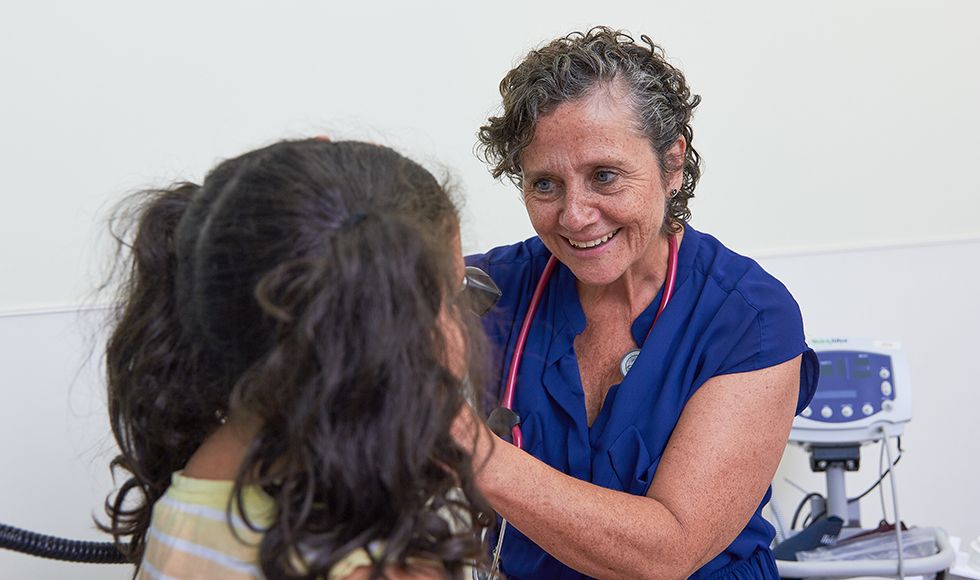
[668,189,678,199]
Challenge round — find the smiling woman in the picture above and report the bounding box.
[464,27,819,580]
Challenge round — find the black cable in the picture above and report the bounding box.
[834,435,905,514]
[848,450,902,504]
[0,523,129,564]
[790,492,824,530]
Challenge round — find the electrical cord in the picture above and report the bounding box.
[879,428,905,580]
[768,495,790,544]
[0,522,128,564]
[877,435,904,529]
[847,437,902,504]
[791,492,825,530]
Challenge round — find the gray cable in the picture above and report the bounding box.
[879,427,904,580]
[488,519,507,580]
[768,495,790,544]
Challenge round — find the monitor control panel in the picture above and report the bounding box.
[790,338,911,445]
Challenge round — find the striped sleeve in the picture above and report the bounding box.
[138,474,269,580]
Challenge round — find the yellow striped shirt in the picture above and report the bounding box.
[139,472,380,580]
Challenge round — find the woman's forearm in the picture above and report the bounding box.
[473,428,708,580]
[465,359,801,580]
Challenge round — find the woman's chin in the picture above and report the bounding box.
[564,261,624,288]
[551,242,626,287]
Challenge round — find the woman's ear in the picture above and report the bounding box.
[667,136,687,192]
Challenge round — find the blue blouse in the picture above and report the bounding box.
[467,226,818,580]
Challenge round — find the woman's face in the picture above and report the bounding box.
[520,86,684,288]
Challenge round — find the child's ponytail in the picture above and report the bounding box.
[103,182,224,562]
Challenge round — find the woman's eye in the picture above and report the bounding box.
[533,178,554,193]
[595,170,615,183]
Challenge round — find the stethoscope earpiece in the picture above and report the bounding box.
[463,266,502,317]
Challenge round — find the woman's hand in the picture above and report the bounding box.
[451,402,497,470]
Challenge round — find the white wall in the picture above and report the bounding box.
[1,1,977,576]
[0,307,128,579]
[3,0,978,308]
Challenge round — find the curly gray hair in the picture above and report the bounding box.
[477,26,702,233]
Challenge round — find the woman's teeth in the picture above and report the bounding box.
[568,229,618,249]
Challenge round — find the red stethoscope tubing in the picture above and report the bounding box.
[501,254,557,450]
[501,233,678,450]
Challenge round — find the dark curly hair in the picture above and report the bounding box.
[102,138,493,579]
[477,26,702,234]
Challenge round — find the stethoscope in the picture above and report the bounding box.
[483,232,678,578]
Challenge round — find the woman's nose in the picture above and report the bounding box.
[558,186,598,231]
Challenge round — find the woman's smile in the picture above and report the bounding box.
[565,228,620,250]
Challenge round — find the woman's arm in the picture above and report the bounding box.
[460,356,801,580]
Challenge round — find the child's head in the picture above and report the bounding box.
[105,138,491,577]
[175,139,461,380]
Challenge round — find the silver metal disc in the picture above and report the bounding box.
[620,348,641,377]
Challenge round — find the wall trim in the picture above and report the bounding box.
[754,235,980,260]
[0,303,111,319]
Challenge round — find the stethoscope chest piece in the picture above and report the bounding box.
[620,348,641,377]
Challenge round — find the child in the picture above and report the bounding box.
[102,138,494,580]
